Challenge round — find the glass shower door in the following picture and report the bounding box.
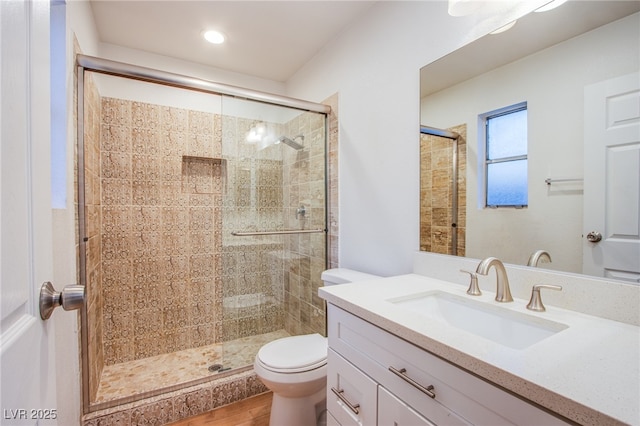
[218,96,328,370]
[81,70,229,407]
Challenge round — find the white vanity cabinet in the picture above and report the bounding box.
[326,304,570,426]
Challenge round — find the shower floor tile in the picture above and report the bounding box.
[94,330,290,403]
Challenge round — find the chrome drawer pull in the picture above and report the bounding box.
[331,387,360,415]
[389,366,436,399]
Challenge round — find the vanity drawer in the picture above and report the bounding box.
[328,304,570,426]
[327,348,378,426]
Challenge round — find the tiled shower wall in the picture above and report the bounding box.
[83,72,104,402]
[96,97,225,369]
[218,108,328,338]
[420,124,467,256]
[282,112,327,336]
[326,93,339,270]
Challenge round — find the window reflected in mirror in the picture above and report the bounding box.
[482,103,528,208]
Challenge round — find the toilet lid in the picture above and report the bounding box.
[258,333,327,373]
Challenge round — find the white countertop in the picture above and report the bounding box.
[319,274,640,426]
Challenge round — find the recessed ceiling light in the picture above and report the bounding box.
[203,30,225,44]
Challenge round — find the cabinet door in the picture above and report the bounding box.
[327,349,378,426]
[378,387,436,426]
[327,410,342,426]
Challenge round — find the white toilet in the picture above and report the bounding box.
[254,268,381,426]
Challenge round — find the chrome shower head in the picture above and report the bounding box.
[275,135,304,150]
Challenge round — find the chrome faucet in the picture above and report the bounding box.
[475,257,513,302]
[527,250,552,267]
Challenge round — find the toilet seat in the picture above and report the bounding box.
[257,333,327,373]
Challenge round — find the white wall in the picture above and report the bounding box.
[286,1,547,276]
[420,13,639,273]
[92,73,303,126]
[51,1,102,423]
[98,42,286,96]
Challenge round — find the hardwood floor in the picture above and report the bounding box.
[168,392,272,426]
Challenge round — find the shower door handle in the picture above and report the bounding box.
[39,282,85,320]
[231,228,325,236]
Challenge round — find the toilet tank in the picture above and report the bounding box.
[321,268,381,286]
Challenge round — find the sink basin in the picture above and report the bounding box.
[388,291,568,349]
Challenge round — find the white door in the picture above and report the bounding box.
[1,1,58,424]
[583,72,640,283]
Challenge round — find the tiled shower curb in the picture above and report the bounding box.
[82,369,267,425]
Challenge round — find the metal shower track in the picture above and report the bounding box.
[77,54,331,114]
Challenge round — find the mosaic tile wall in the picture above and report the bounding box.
[420,124,467,256]
[97,97,225,368]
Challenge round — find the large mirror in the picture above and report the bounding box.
[420,0,640,280]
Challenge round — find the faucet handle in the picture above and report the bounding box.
[460,269,481,296]
[526,284,562,312]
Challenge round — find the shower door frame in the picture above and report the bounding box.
[76,54,331,413]
[420,125,460,256]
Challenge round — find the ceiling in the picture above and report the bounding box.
[89,0,376,82]
[420,0,640,97]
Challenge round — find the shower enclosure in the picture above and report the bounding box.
[77,56,329,412]
[419,124,467,256]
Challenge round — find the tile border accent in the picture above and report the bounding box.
[82,370,268,426]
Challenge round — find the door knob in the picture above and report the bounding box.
[39,282,85,320]
[586,231,602,243]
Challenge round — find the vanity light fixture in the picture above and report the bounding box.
[447,0,483,16]
[203,30,226,44]
[535,0,568,13]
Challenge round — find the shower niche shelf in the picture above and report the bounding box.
[181,155,227,195]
